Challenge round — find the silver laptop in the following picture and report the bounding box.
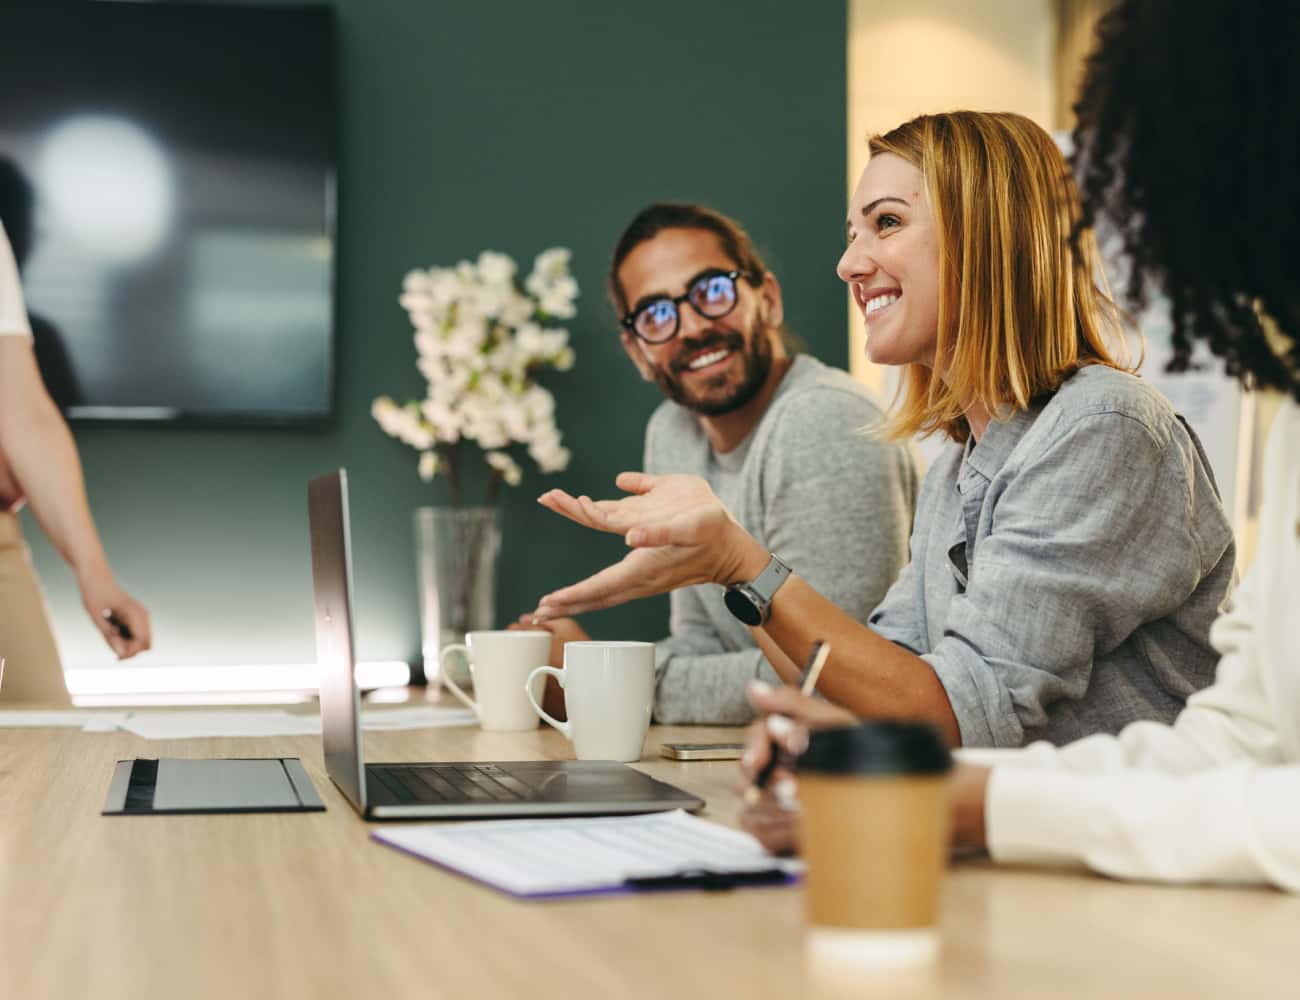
[308,469,704,820]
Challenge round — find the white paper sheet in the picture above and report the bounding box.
[373,809,801,898]
[109,705,476,739]
[117,710,322,739]
[0,704,475,738]
[359,706,477,730]
[0,710,128,729]
[80,714,132,732]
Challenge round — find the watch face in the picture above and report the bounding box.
[724,586,763,627]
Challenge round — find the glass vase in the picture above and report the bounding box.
[414,506,501,691]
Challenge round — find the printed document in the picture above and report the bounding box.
[373,809,801,898]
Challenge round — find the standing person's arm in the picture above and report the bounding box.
[0,338,151,658]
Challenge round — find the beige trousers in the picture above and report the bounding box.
[0,511,70,705]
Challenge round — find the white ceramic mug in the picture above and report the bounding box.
[439,630,551,732]
[525,640,655,762]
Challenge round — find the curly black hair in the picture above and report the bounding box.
[1070,0,1300,401]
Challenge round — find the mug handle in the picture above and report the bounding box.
[525,666,570,738]
[439,643,478,715]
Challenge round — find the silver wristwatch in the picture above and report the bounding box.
[723,553,792,627]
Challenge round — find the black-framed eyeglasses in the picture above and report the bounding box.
[620,269,753,344]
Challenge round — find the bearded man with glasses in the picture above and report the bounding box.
[521,203,919,723]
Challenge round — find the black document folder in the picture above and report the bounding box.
[102,757,326,815]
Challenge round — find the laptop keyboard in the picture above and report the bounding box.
[370,763,534,804]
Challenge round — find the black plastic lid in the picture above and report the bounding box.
[797,722,951,776]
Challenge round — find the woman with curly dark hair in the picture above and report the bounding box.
[1070,0,1300,403]
[735,0,1300,891]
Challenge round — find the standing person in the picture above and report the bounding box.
[0,215,151,705]
[741,0,1300,890]
[523,203,917,724]
[533,113,1236,749]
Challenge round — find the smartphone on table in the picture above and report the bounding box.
[659,742,745,761]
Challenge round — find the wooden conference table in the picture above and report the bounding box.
[0,704,1295,1000]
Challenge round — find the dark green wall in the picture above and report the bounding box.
[25,0,849,673]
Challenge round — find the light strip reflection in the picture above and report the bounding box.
[65,661,411,699]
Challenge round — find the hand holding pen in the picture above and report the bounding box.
[743,640,832,806]
[738,643,857,854]
[78,571,153,659]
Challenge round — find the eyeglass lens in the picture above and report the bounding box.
[634,272,740,342]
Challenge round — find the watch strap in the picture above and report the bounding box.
[724,552,791,626]
[748,552,792,604]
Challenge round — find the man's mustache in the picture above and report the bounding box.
[668,330,745,375]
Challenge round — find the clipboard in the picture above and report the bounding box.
[102,757,326,815]
[372,809,801,900]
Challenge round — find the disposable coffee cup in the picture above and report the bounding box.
[797,722,952,974]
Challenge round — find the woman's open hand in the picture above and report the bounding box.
[533,472,767,619]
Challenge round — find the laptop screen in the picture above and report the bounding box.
[307,469,367,811]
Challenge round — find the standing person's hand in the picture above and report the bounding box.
[79,569,151,659]
[534,472,768,619]
[738,681,856,854]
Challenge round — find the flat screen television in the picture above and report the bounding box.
[0,2,336,424]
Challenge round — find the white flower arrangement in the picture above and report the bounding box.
[372,248,576,504]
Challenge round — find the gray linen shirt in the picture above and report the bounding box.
[870,365,1236,748]
[646,355,919,724]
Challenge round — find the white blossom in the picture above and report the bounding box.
[402,269,432,295]
[445,318,487,361]
[529,247,571,283]
[485,450,523,486]
[499,396,531,442]
[539,278,578,319]
[420,397,462,443]
[427,268,461,309]
[374,247,578,497]
[372,396,435,450]
[476,250,517,286]
[500,290,535,327]
[529,433,571,473]
[521,385,555,422]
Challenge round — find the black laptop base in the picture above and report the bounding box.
[360,760,704,820]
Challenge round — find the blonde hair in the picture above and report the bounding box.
[868,111,1131,443]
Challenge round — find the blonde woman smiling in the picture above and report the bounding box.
[534,111,1234,749]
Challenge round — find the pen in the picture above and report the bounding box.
[624,868,792,892]
[103,609,134,642]
[745,640,831,805]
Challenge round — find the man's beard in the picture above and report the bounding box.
[651,322,776,417]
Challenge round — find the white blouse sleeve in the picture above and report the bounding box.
[0,221,33,338]
[983,762,1300,890]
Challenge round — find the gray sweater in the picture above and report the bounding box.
[645,355,919,723]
